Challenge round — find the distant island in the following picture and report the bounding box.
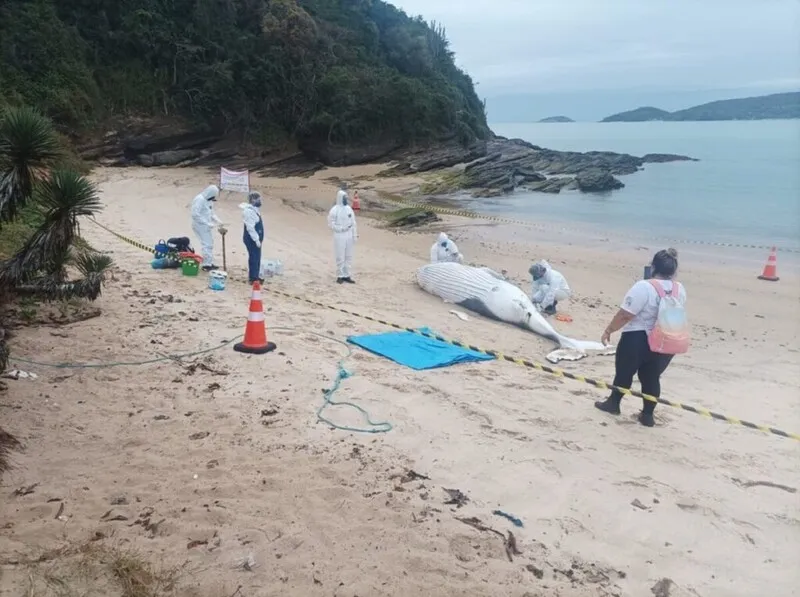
[601,92,800,122]
[538,115,574,123]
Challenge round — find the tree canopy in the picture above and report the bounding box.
[0,0,489,149]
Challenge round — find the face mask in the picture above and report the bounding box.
[251,199,262,208]
[441,242,448,248]
[342,198,348,206]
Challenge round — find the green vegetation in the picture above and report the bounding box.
[384,206,439,228]
[0,106,114,303]
[418,170,466,195]
[601,92,800,122]
[0,0,489,151]
[601,107,671,123]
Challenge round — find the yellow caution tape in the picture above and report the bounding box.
[89,218,800,441]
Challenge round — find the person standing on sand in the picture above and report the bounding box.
[190,184,223,271]
[328,185,358,284]
[595,248,688,427]
[240,191,264,284]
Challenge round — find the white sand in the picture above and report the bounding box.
[1,165,798,597]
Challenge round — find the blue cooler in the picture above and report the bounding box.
[154,239,170,259]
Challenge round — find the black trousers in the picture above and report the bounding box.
[611,330,673,411]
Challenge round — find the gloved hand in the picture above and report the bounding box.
[218,226,228,235]
[255,240,261,248]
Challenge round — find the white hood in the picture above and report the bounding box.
[200,184,219,201]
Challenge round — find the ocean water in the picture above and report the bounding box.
[468,121,800,250]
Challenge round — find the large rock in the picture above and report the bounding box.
[642,153,699,163]
[524,177,576,194]
[298,135,404,166]
[385,137,692,196]
[575,169,625,192]
[138,149,202,167]
[383,141,488,175]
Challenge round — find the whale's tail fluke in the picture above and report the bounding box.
[557,336,608,352]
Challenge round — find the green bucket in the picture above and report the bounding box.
[181,258,200,276]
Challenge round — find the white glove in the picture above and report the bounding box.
[255,240,261,248]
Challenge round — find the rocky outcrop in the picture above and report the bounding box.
[78,122,232,167]
[74,118,695,193]
[75,118,325,176]
[641,153,698,163]
[298,135,404,166]
[575,169,625,192]
[383,136,694,196]
[524,177,576,193]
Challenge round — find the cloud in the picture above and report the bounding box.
[390,0,800,97]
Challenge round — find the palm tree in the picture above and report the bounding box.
[0,105,113,477]
[0,105,113,302]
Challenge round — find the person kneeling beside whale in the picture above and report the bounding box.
[430,232,463,264]
[529,259,571,315]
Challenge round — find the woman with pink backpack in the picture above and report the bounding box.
[595,248,690,427]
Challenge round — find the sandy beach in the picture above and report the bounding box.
[1,165,798,597]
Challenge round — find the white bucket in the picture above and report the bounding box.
[260,259,284,278]
[208,270,228,291]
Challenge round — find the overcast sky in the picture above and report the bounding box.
[390,0,800,121]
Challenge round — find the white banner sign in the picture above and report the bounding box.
[219,167,250,194]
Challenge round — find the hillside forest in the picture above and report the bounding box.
[0,0,490,153]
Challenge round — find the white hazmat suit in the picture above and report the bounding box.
[191,185,223,267]
[430,232,463,264]
[328,190,357,282]
[530,259,571,312]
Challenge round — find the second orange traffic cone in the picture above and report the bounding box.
[757,247,780,282]
[234,281,277,354]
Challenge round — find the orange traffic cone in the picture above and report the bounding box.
[352,190,361,211]
[234,281,277,354]
[757,247,780,282]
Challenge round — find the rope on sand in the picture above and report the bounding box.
[10,327,393,435]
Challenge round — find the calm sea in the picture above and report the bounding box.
[466,121,800,250]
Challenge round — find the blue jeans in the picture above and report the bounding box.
[243,233,262,281]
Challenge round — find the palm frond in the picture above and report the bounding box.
[0,170,102,285]
[73,250,114,277]
[12,271,107,302]
[36,169,102,219]
[0,106,62,224]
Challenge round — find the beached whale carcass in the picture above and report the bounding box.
[415,262,612,362]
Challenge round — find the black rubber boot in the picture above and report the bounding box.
[594,393,622,415]
[336,277,344,284]
[343,277,356,284]
[543,300,558,316]
[638,400,656,427]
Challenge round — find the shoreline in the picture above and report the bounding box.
[2,165,798,597]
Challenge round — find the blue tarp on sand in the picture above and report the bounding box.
[347,327,495,371]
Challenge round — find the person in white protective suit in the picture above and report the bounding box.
[327,184,358,283]
[190,185,224,270]
[430,232,463,264]
[529,259,571,315]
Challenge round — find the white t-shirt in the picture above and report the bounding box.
[620,279,687,333]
